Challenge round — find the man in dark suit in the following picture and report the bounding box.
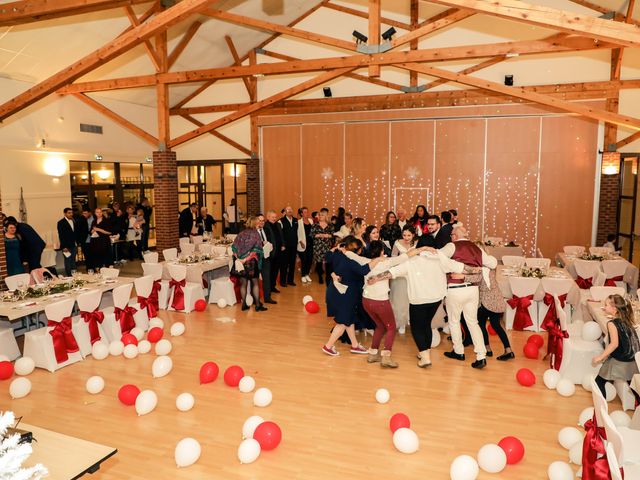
[257,214,276,304]
[197,206,216,236]
[440,210,454,242]
[179,203,198,238]
[278,206,298,287]
[57,207,77,276]
[5,216,46,271]
[75,207,94,270]
[264,210,284,294]
[417,215,451,249]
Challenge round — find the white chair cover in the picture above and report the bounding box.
[101,283,135,342]
[525,258,551,269]
[72,289,108,357]
[167,264,205,313]
[100,267,120,279]
[4,273,32,290]
[143,251,159,263]
[590,286,625,301]
[163,248,178,261]
[502,255,526,267]
[539,277,574,332]
[191,236,203,244]
[601,260,628,290]
[601,405,640,465]
[179,237,191,246]
[142,263,170,310]
[212,246,228,257]
[0,328,20,361]
[591,246,614,255]
[208,277,237,305]
[129,275,153,329]
[180,243,196,255]
[506,276,540,331]
[557,308,603,383]
[197,244,213,255]
[564,246,586,255]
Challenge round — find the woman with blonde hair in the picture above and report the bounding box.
[592,294,640,396]
[350,217,366,242]
[231,216,266,312]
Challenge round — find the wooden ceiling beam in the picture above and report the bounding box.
[0,0,153,27]
[170,67,355,148]
[390,9,474,48]
[181,115,252,156]
[168,20,203,69]
[0,0,220,123]
[427,0,640,47]
[124,5,161,72]
[322,2,412,30]
[225,35,255,99]
[369,0,381,77]
[172,103,250,115]
[567,0,610,15]
[410,0,419,87]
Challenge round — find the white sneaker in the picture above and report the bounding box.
[399,326,406,334]
[301,277,308,284]
[305,275,312,283]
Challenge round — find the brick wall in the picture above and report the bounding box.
[247,154,261,216]
[153,151,179,259]
[0,186,6,290]
[596,173,619,246]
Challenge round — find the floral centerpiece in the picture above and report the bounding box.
[505,240,519,247]
[178,253,212,264]
[24,279,86,298]
[520,266,546,278]
[580,253,604,261]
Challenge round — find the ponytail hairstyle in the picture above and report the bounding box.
[607,294,637,329]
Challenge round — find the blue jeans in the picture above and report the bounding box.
[63,246,77,276]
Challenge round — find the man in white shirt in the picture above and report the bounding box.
[335,212,353,239]
[397,208,408,230]
[223,198,239,234]
[440,225,498,369]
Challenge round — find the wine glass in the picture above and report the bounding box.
[16,280,28,301]
[87,269,94,278]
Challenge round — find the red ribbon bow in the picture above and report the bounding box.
[170,278,186,311]
[540,293,569,370]
[80,309,104,345]
[148,279,161,311]
[604,275,624,287]
[114,306,137,334]
[507,294,534,330]
[137,295,157,319]
[48,317,80,364]
[582,415,609,480]
[576,275,593,289]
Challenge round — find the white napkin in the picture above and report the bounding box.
[263,241,273,259]
[234,259,245,272]
[334,281,348,294]
[63,251,72,258]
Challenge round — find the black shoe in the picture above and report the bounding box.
[288,282,297,287]
[265,299,277,304]
[486,350,493,357]
[279,283,287,288]
[447,336,452,341]
[255,305,268,312]
[444,351,465,361]
[319,277,324,285]
[497,352,515,361]
[272,288,281,294]
[471,359,487,369]
[241,303,249,311]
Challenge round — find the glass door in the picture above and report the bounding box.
[618,156,638,261]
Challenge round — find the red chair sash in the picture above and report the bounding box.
[80,309,105,345]
[48,317,79,364]
[604,275,624,287]
[507,294,535,330]
[170,278,186,311]
[148,280,161,311]
[576,275,593,289]
[540,293,569,370]
[137,295,157,319]
[582,415,609,480]
[114,306,137,334]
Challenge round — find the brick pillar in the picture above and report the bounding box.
[247,154,261,216]
[153,150,179,259]
[596,173,620,246]
[0,186,6,290]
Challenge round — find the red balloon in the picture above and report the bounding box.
[389,413,411,433]
[199,361,219,384]
[527,334,544,349]
[195,299,207,312]
[118,384,140,405]
[523,342,539,360]
[516,368,536,387]
[253,421,282,451]
[305,301,320,314]
[487,324,497,336]
[223,365,245,387]
[147,327,164,343]
[0,361,14,380]
[121,333,138,346]
[498,436,525,464]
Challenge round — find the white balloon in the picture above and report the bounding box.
[556,379,576,397]
[477,444,507,473]
[138,340,151,354]
[450,454,479,480]
[238,376,256,393]
[253,387,272,407]
[149,318,164,329]
[9,377,31,399]
[91,342,109,360]
[605,382,617,401]
[217,298,227,308]
[123,344,139,359]
[571,320,585,336]
[155,339,172,356]
[238,438,261,464]
[543,369,562,389]
[431,329,441,348]
[582,374,595,392]
[108,340,124,356]
[547,461,574,480]
[152,355,173,378]
[569,442,582,465]
[135,389,158,416]
[611,410,631,428]
[170,322,185,337]
[302,295,313,305]
[14,357,35,376]
[246,294,254,307]
[130,327,144,341]
[176,393,195,412]
[582,321,602,342]
[558,427,583,450]
[175,438,201,467]
[375,388,390,404]
[392,428,419,454]
[578,407,595,427]
[86,376,105,394]
[242,416,264,439]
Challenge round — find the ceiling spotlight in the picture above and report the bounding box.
[504,75,514,86]
[94,154,103,161]
[323,87,332,98]
[381,27,397,41]
[352,30,368,44]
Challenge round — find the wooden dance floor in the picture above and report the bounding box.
[3,281,598,479]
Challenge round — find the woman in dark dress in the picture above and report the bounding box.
[311,211,334,284]
[231,216,266,312]
[4,223,24,276]
[380,211,401,249]
[90,208,113,269]
[321,236,383,356]
[362,225,391,258]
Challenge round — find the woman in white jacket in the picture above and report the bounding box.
[297,207,314,283]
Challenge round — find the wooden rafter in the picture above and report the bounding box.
[57,35,615,93]
[225,36,255,99]
[170,68,355,147]
[0,0,220,123]
[181,114,252,156]
[156,30,169,149]
[398,63,640,130]
[390,9,474,48]
[428,0,640,47]
[172,81,217,110]
[72,93,158,146]
[322,2,411,30]
[171,103,250,115]
[168,20,203,69]
[369,0,381,77]
[567,0,609,15]
[0,0,153,27]
[124,6,162,72]
[410,0,419,87]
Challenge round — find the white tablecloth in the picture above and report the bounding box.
[484,245,524,262]
[555,252,639,290]
[495,265,580,305]
[162,257,230,285]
